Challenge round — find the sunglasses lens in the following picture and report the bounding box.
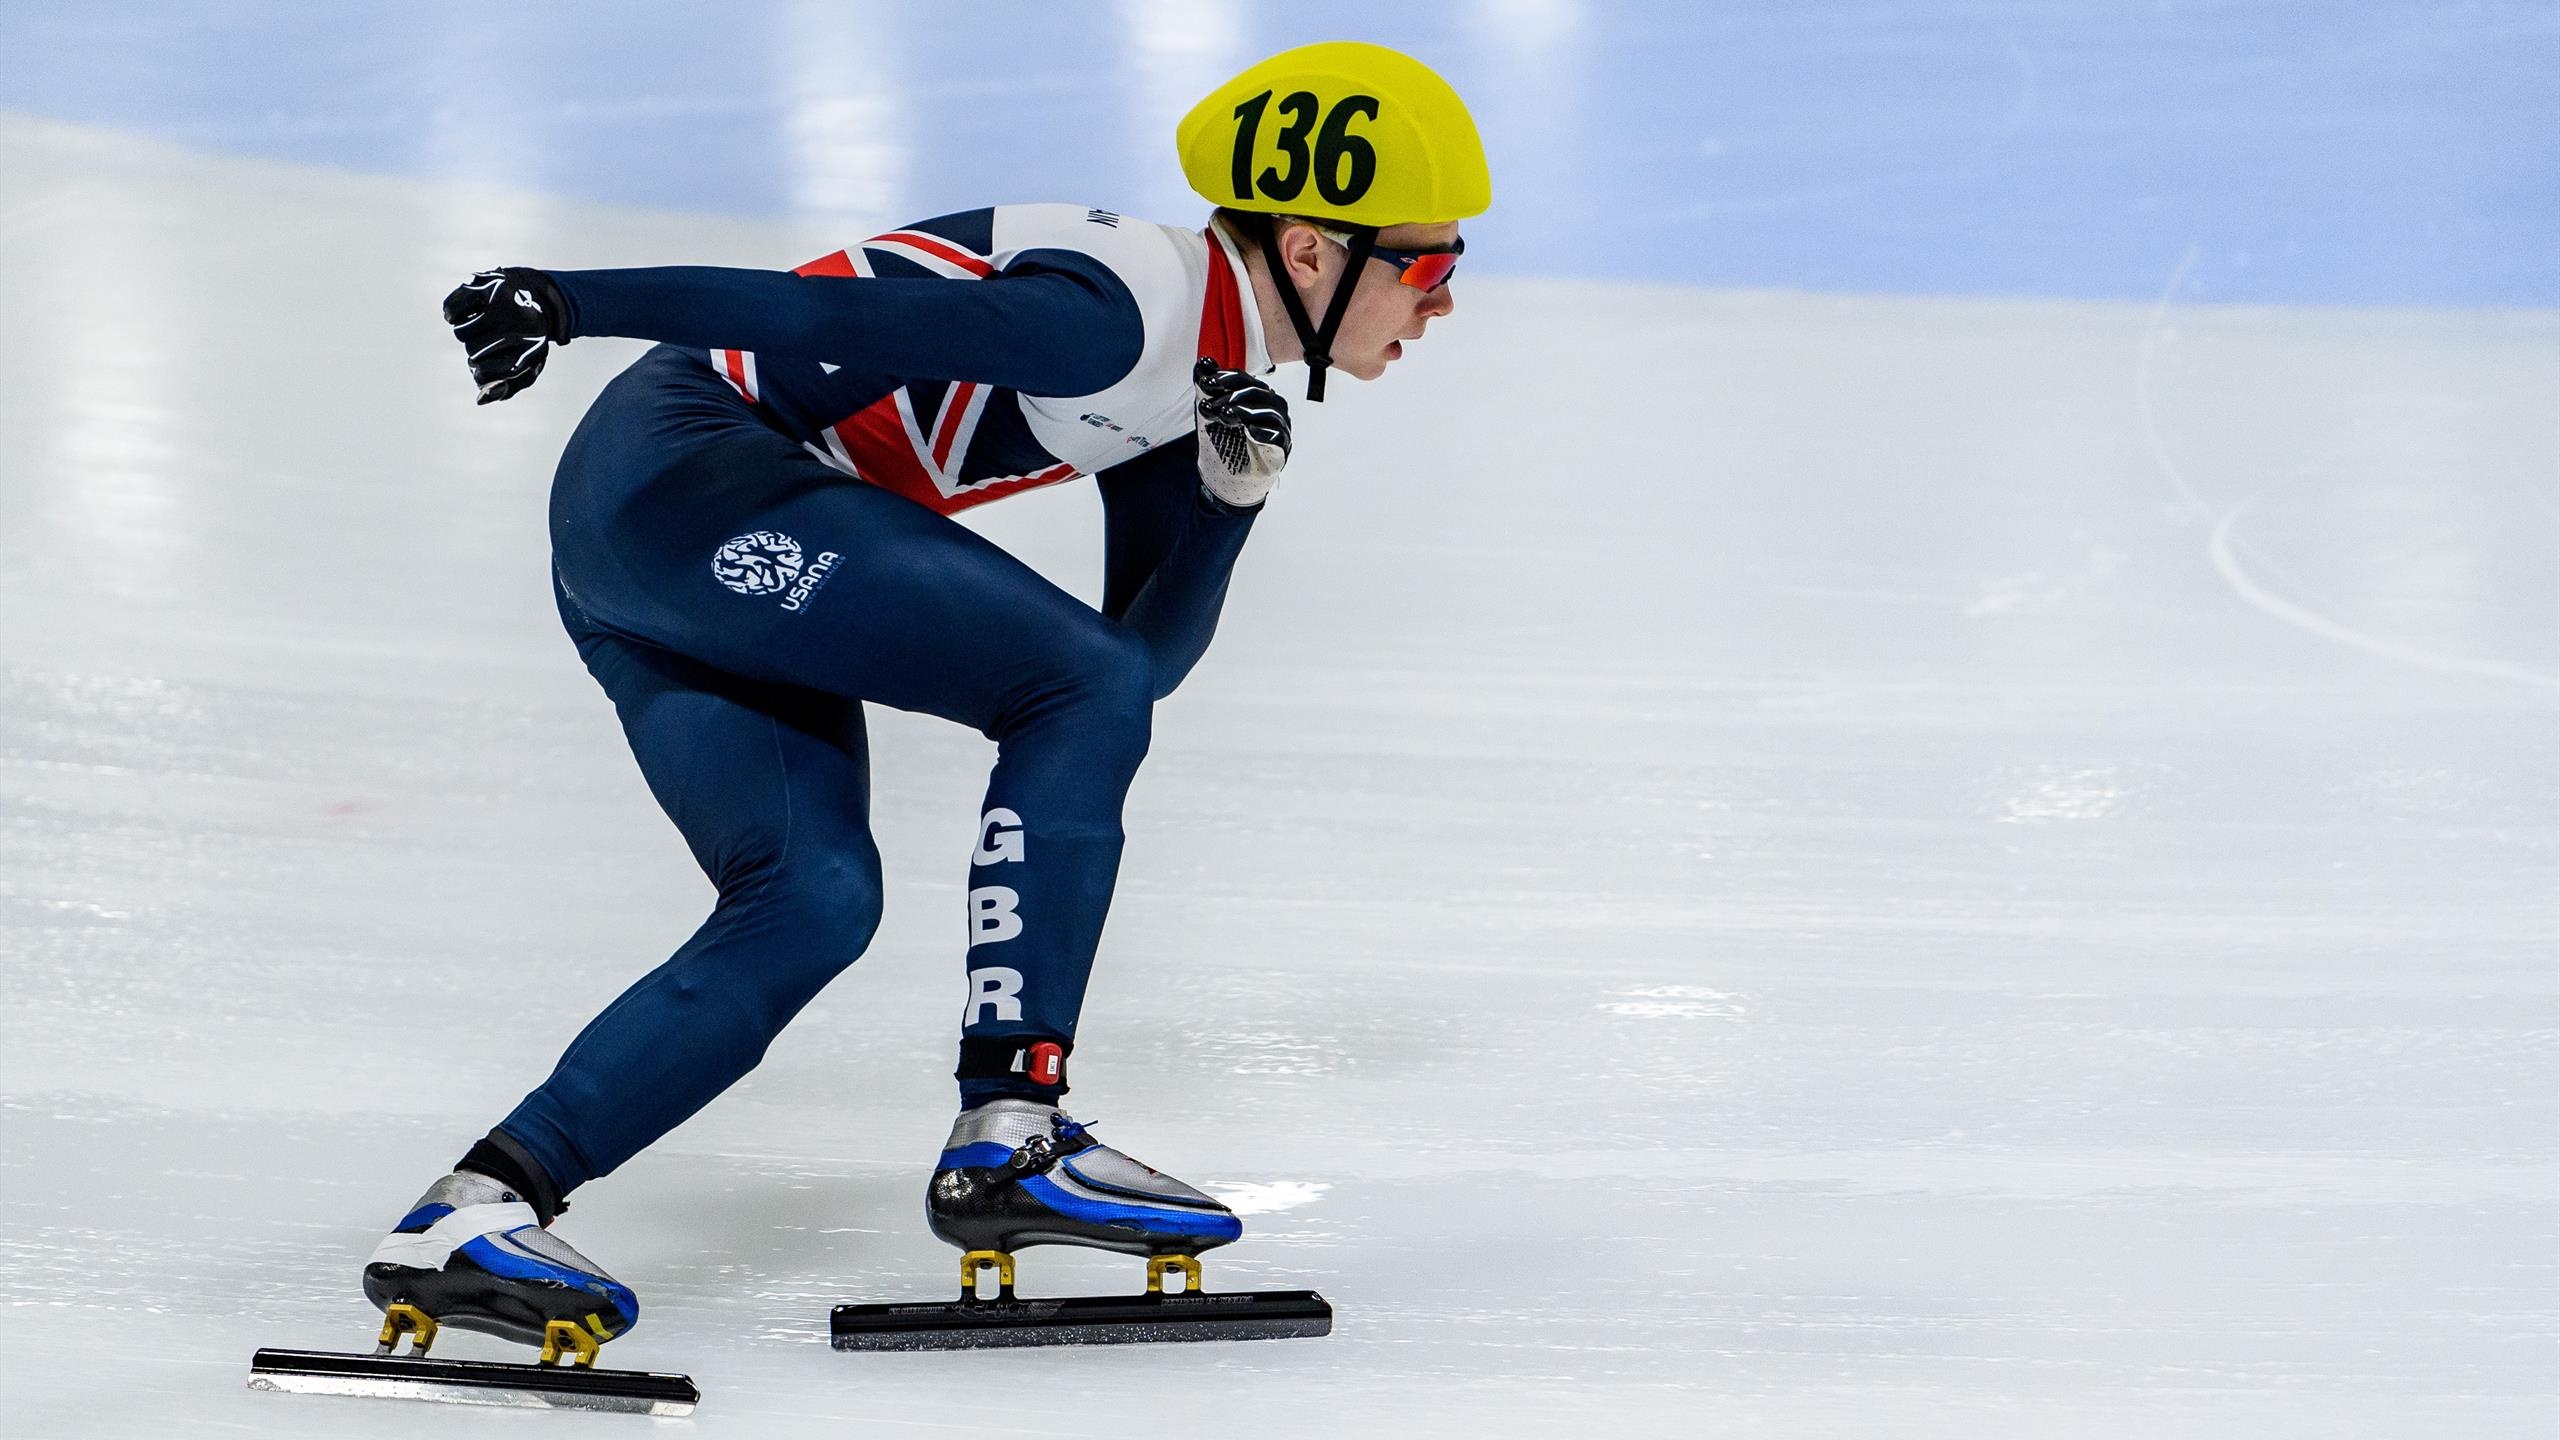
[1398,250,1459,290]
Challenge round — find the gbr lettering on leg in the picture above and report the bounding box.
[966,807,1026,1025]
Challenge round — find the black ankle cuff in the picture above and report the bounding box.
[956,1035,1071,1106]
[456,1128,569,1224]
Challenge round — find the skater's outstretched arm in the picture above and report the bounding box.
[545,256,1145,397]
[1098,442,1258,700]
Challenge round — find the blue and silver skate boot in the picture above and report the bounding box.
[362,1170,637,1349]
[926,1100,1243,1258]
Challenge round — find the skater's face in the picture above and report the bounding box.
[1274,219,1461,383]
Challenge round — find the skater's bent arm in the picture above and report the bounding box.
[545,255,1144,397]
[1099,444,1258,700]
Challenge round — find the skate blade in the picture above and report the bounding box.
[830,1288,1332,1351]
[247,1347,699,1415]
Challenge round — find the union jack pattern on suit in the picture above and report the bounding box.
[702,204,1270,516]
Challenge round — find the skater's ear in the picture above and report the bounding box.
[1266,218,1335,291]
[1214,208,1334,297]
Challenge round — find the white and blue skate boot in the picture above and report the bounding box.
[925,1100,1243,1258]
[833,1102,1325,1348]
[361,1171,638,1350]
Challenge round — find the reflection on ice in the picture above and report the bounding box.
[1204,1179,1329,1216]
[1598,986,1746,1020]
[1993,766,2133,825]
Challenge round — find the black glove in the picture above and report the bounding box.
[442,267,571,405]
[1192,357,1291,508]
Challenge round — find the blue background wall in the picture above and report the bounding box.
[1,0,2549,304]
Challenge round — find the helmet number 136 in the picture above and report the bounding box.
[1229,90,1380,207]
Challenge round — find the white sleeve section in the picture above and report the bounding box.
[1004,210,1211,466]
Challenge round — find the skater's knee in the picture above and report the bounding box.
[766,847,884,972]
[784,849,885,960]
[1004,620,1153,759]
[1066,620,1155,713]
[693,844,881,1024]
[715,828,878,914]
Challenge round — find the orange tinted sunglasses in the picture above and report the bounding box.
[1370,236,1463,291]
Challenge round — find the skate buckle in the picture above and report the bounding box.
[1008,1134,1062,1178]
[373,1302,439,1358]
[537,1316,606,1369]
[1145,1254,1203,1296]
[960,1249,1017,1302]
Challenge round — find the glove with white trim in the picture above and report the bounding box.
[442,267,570,404]
[1193,357,1291,509]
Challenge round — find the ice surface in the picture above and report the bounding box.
[3,114,2558,1438]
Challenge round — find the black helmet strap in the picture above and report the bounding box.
[1258,221,1377,402]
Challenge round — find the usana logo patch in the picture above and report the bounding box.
[712,530,840,613]
[712,530,802,595]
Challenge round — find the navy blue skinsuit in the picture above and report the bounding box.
[490,206,1269,1198]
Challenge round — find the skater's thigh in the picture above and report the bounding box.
[567,428,1137,734]
[562,588,874,889]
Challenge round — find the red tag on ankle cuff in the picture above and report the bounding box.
[1027,1042,1065,1087]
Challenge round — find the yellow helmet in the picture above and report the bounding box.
[1177,41,1491,229]
[1178,42,1489,399]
